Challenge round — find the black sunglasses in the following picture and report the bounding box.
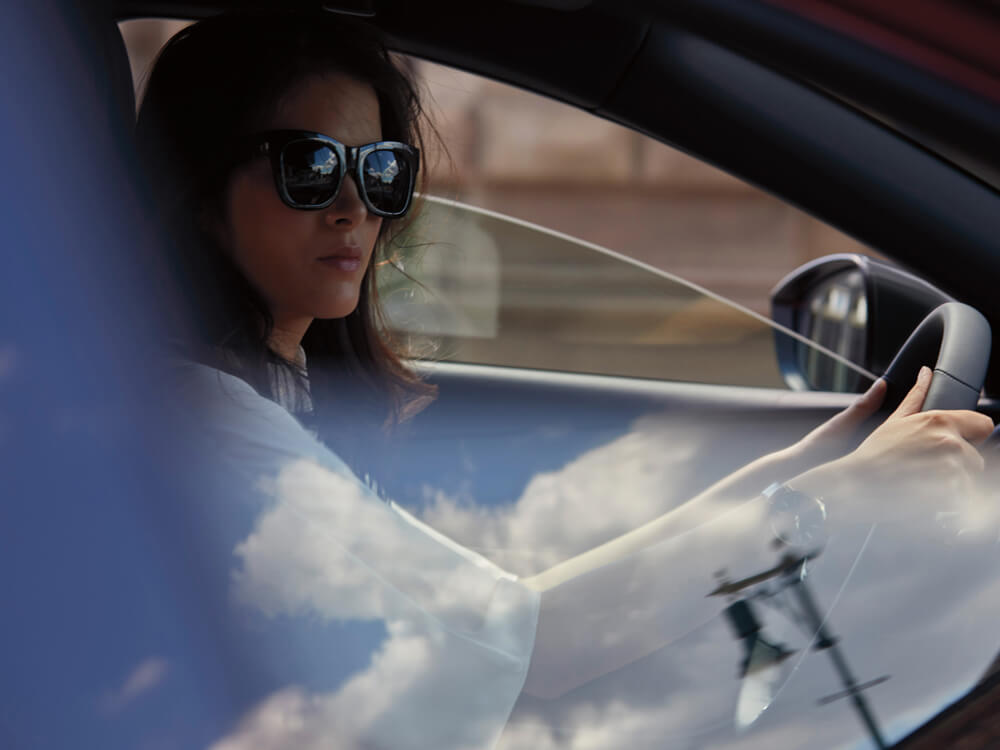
[247,129,420,217]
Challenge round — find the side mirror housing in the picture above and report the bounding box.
[770,254,953,392]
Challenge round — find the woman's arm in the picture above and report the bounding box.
[178,360,992,703]
[520,367,994,698]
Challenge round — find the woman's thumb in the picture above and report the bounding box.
[891,366,932,419]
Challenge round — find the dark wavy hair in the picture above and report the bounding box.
[137,11,435,467]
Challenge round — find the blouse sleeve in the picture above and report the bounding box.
[172,361,540,750]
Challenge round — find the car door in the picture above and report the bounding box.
[357,61,1000,748]
[108,11,1000,750]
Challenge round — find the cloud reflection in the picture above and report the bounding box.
[211,409,1000,749]
[0,345,16,380]
[419,415,702,576]
[415,421,1000,748]
[99,656,169,715]
[220,458,538,750]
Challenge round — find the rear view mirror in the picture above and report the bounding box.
[770,254,953,392]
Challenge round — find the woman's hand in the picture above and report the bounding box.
[794,366,995,523]
[790,375,889,468]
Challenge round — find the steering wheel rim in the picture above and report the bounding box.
[882,302,991,412]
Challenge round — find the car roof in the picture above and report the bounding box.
[115,0,1000,185]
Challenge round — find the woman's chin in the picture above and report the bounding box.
[314,296,361,321]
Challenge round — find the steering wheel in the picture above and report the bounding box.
[881,302,991,413]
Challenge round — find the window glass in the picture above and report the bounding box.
[377,61,880,387]
[384,197,790,386]
[118,23,877,389]
[114,21,995,750]
[415,61,876,320]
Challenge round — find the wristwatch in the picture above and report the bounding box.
[762,481,828,550]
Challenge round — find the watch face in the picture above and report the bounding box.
[767,486,827,550]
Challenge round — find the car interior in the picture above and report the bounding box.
[6,0,1000,747]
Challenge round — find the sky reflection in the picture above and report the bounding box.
[206,400,1000,749]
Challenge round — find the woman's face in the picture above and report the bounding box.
[218,73,384,336]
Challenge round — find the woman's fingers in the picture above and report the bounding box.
[886,368,992,442]
[890,365,932,419]
[838,377,887,429]
[818,367,995,527]
[798,378,887,454]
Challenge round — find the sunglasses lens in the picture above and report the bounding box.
[282,141,341,207]
[362,148,414,215]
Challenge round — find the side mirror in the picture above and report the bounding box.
[770,254,953,392]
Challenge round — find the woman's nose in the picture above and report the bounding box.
[325,174,369,226]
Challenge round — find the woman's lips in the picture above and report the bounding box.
[317,247,363,272]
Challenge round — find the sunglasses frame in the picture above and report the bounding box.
[249,129,420,218]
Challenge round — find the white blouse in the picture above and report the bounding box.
[172,360,540,750]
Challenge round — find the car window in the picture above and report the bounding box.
[379,60,879,388]
[119,21,874,390]
[384,197,794,386]
[111,17,999,750]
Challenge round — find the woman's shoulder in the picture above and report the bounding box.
[169,357,278,420]
[170,357,260,402]
[167,357,335,466]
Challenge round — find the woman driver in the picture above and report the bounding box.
[137,11,994,749]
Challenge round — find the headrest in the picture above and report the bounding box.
[102,19,138,127]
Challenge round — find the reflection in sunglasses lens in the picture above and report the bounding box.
[283,141,340,206]
[363,149,410,214]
